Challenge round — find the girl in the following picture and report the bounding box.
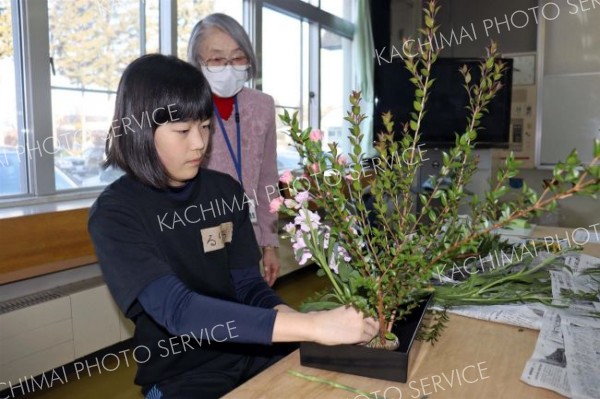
[88,54,378,399]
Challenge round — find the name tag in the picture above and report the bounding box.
[200,222,233,253]
[249,199,258,224]
[220,221,233,243]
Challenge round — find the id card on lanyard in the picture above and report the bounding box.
[214,96,258,224]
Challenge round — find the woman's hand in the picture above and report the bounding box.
[262,247,280,286]
[311,306,380,346]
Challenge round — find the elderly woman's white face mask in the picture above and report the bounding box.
[198,28,249,98]
[201,66,247,98]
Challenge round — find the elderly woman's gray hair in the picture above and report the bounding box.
[187,13,257,80]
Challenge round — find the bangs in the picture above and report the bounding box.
[143,63,213,126]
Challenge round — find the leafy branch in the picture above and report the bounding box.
[275,0,600,347]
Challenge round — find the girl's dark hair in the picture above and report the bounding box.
[104,54,213,189]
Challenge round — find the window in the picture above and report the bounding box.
[0,0,356,204]
[0,0,26,197]
[320,0,349,19]
[260,1,355,171]
[177,0,243,61]
[320,28,351,154]
[262,8,307,172]
[48,0,159,190]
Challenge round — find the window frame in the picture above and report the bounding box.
[0,0,165,207]
[0,0,356,208]
[254,0,354,131]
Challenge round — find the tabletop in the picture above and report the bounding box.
[224,225,600,399]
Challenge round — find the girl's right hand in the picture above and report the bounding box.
[311,305,379,346]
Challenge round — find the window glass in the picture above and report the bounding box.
[320,28,350,154]
[0,0,26,197]
[145,1,160,54]
[177,0,243,61]
[48,0,156,190]
[262,7,305,172]
[320,0,349,19]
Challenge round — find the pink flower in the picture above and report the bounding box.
[279,170,293,184]
[269,196,285,213]
[309,129,324,142]
[309,163,320,173]
[337,155,349,165]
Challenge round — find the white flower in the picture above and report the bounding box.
[339,246,352,262]
[283,222,296,235]
[284,198,300,210]
[295,190,311,204]
[295,210,321,232]
[328,253,339,274]
[297,249,313,265]
[292,233,306,252]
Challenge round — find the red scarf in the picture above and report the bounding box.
[213,94,235,120]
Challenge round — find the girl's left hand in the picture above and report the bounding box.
[262,247,280,286]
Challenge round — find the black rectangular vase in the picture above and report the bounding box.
[299,295,432,383]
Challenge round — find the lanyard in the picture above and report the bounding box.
[214,96,243,188]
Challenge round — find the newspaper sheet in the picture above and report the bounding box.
[551,255,600,314]
[520,311,572,397]
[561,321,600,399]
[521,253,600,397]
[573,228,600,244]
[447,303,546,330]
[521,311,600,399]
[446,254,600,330]
[564,253,600,272]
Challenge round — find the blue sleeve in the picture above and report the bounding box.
[138,274,277,345]
[230,267,286,308]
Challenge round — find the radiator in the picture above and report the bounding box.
[0,277,133,389]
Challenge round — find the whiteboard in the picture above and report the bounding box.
[540,73,600,165]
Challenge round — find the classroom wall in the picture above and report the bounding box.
[382,0,599,228]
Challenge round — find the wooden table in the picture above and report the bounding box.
[225,226,600,399]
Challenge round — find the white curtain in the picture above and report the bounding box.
[353,0,377,157]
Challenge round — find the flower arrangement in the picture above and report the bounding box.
[270,0,600,346]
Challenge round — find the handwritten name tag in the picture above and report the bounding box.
[200,222,233,253]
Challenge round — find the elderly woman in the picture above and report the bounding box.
[187,14,280,286]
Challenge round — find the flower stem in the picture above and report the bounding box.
[287,370,380,398]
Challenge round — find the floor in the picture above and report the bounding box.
[17,266,328,399]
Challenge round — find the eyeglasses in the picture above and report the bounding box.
[200,56,249,73]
